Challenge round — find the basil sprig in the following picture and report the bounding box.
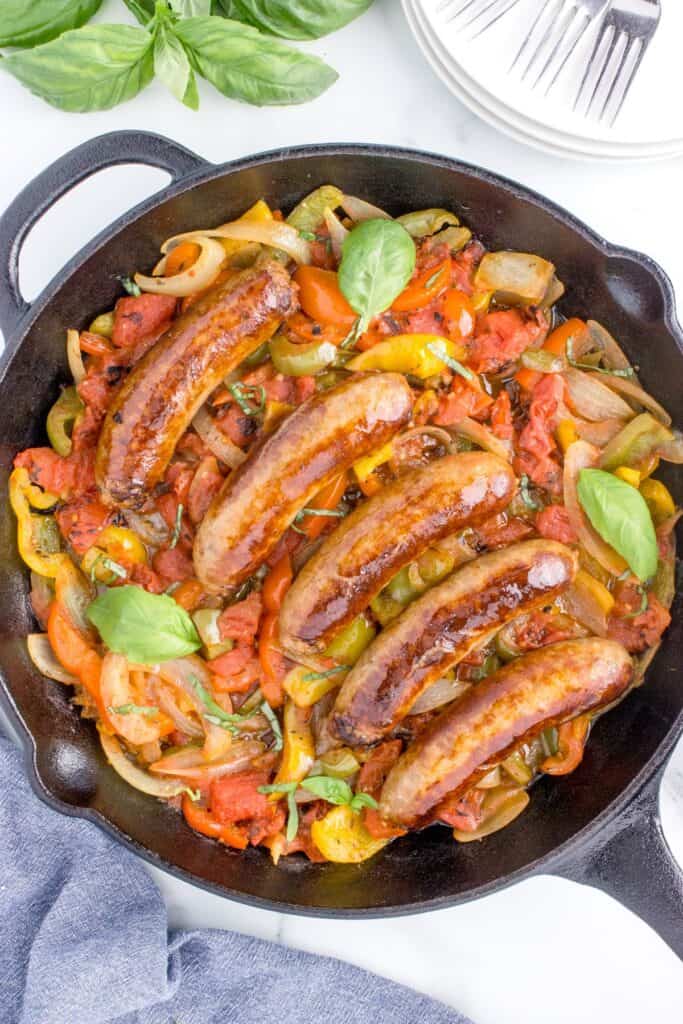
[87,585,201,664]
[0,0,103,48]
[258,776,378,842]
[224,0,373,41]
[577,468,658,582]
[338,220,416,338]
[1,0,339,112]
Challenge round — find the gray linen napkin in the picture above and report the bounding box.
[0,735,471,1024]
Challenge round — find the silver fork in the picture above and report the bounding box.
[575,0,661,124]
[438,0,524,37]
[510,0,609,91]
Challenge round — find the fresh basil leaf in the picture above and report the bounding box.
[154,19,199,107]
[174,16,337,105]
[286,790,299,841]
[225,0,373,40]
[87,585,200,663]
[2,24,155,112]
[123,0,155,25]
[171,0,212,16]
[577,468,658,582]
[0,0,102,48]
[349,791,379,812]
[300,775,353,805]
[260,701,283,751]
[338,219,416,333]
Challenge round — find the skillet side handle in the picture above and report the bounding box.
[0,130,208,338]
[549,761,683,960]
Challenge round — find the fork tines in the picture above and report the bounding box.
[438,0,522,36]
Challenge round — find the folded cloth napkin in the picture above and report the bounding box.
[0,735,471,1024]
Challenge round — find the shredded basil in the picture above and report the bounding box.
[566,337,635,378]
[229,382,266,416]
[108,703,159,717]
[260,700,283,752]
[302,665,349,682]
[426,341,476,381]
[90,554,127,584]
[519,474,541,511]
[120,276,142,297]
[169,503,184,549]
[424,265,447,289]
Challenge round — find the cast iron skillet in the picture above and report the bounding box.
[0,132,681,954]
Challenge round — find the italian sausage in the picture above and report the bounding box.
[379,638,633,827]
[96,260,297,508]
[193,373,413,593]
[331,539,578,746]
[279,452,516,660]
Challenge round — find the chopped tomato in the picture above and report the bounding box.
[357,740,407,839]
[392,257,451,313]
[535,505,577,544]
[155,492,193,547]
[468,309,548,375]
[286,312,349,347]
[218,592,263,643]
[443,288,475,339]
[14,447,76,496]
[475,513,535,550]
[126,561,166,594]
[432,376,492,426]
[210,769,271,825]
[515,374,566,496]
[451,240,485,295]
[402,302,449,337]
[294,375,316,404]
[182,794,249,850]
[607,579,671,654]
[293,267,356,326]
[152,546,194,583]
[215,403,257,449]
[436,787,485,830]
[111,293,176,348]
[247,802,287,846]
[172,578,204,611]
[165,463,194,505]
[187,455,223,524]
[489,389,514,440]
[176,432,210,460]
[514,610,585,651]
[55,493,111,555]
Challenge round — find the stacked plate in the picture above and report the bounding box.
[403,0,683,161]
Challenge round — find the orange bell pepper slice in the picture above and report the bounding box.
[515,317,586,392]
[181,793,249,850]
[541,714,590,776]
[295,472,348,541]
[392,257,451,312]
[293,267,356,327]
[165,241,200,277]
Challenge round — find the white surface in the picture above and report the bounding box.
[419,0,683,150]
[1,1,682,1021]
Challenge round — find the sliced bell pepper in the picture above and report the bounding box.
[392,257,451,312]
[324,613,376,665]
[293,266,356,326]
[46,386,84,457]
[272,699,315,787]
[515,317,586,392]
[541,714,590,775]
[295,473,348,541]
[269,333,337,377]
[348,334,466,379]
[9,468,65,577]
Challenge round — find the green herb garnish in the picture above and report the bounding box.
[426,342,476,381]
[120,276,142,297]
[229,382,266,416]
[107,703,159,717]
[302,665,349,682]
[169,503,184,549]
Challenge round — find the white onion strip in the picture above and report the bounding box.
[588,372,671,427]
[99,729,189,798]
[134,236,226,297]
[562,368,634,422]
[409,677,471,715]
[163,220,311,265]
[323,208,349,259]
[340,195,391,222]
[563,440,626,576]
[150,740,264,781]
[27,633,77,684]
[449,417,513,462]
[193,406,246,470]
[67,329,86,385]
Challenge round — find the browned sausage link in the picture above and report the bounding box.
[331,539,578,746]
[193,373,413,594]
[279,452,516,661]
[379,638,633,827]
[96,260,297,508]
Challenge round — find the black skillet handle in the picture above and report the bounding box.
[549,760,683,959]
[0,131,208,339]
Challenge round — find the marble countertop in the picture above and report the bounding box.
[1,0,682,1020]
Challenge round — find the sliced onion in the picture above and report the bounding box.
[67,329,85,385]
[574,417,628,447]
[163,220,311,265]
[587,320,632,372]
[562,368,634,422]
[100,653,165,745]
[563,578,609,637]
[340,195,391,222]
[193,405,246,469]
[148,656,233,761]
[124,509,169,547]
[448,416,513,462]
[656,429,683,464]
[150,739,264,780]
[563,440,626,576]
[588,372,671,426]
[324,207,349,259]
[409,676,471,715]
[135,236,226,297]
[99,729,189,798]
[27,633,77,684]
[157,683,203,738]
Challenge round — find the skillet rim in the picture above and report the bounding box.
[0,139,681,917]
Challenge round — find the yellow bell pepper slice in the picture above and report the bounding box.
[310,804,388,863]
[9,468,65,577]
[574,569,615,616]
[640,478,675,525]
[556,418,579,453]
[283,665,345,708]
[353,441,393,484]
[347,335,466,380]
[220,199,272,259]
[614,466,641,488]
[272,699,315,788]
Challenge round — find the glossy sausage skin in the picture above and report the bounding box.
[96,260,296,508]
[380,638,633,826]
[279,452,516,660]
[193,373,413,594]
[331,539,578,746]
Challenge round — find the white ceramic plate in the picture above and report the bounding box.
[404,0,683,161]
